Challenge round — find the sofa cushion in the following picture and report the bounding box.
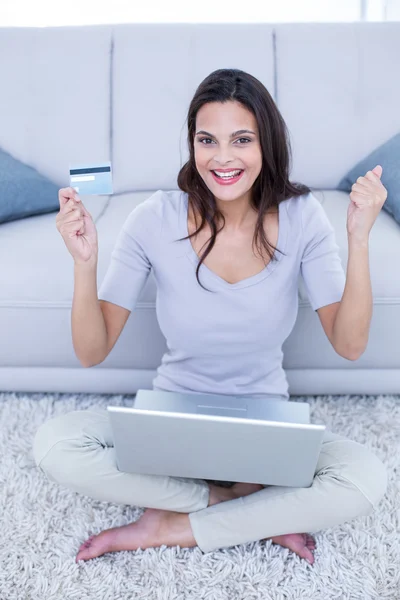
[0,196,111,305]
[0,147,60,224]
[337,132,400,225]
[1,189,399,387]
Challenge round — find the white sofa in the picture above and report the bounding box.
[1,22,399,397]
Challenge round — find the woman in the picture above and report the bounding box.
[33,68,388,565]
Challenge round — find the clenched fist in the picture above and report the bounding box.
[56,187,98,265]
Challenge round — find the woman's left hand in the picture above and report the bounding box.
[347,164,388,241]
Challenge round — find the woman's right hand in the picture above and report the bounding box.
[56,187,99,265]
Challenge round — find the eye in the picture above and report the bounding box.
[198,137,251,145]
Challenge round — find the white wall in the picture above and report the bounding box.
[0,0,398,27]
[386,0,400,18]
[0,0,370,27]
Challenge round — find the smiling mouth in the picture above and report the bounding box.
[211,170,244,179]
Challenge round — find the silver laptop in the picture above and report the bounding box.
[107,389,326,487]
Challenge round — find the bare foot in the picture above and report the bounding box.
[76,481,264,561]
[76,508,195,562]
[223,483,316,563]
[210,482,317,565]
[270,533,316,564]
[75,484,316,564]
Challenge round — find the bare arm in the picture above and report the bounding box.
[72,260,132,367]
[332,238,372,360]
[72,260,108,367]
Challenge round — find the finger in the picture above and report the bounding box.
[350,193,372,206]
[63,209,81,228]
[80,204,90,217]
[65,219,84,237]
[56,200,76,228]
[59,193,81,216]
[364,170,380,183]
[80,204,92,219]
[350,191,369,201]
[352,183,371,195]
[61,198,81,217]
[355,176,375,189]
[65,196,87,215]
[59,187,79,208]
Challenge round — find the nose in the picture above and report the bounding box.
[213,144,236,166]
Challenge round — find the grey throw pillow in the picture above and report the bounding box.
[337,132,400,225]
[0,147,60,224]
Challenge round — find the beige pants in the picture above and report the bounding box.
[32,406,388,553]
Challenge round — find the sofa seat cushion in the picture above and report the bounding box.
[1,189,399,374]
[0,196,110,304]
[2,189,399,307]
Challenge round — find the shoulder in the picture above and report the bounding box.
[122,189,182,236]
[291,191,332,234]
[289,190,321,215]
[278,191,316,229]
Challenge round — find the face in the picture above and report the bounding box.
[194,100,262,205]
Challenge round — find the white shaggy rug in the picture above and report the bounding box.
[1,391,399,600]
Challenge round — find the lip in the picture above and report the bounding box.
[211,169,244,185]
[212,168,243,173]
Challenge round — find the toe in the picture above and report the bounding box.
[76,548,89,562]
[308,542,316,551]
[76,549,89,562]
[305,534,316,549]
[291,535,315,565]
[303,548,315,565]
[76,535,98,562]
[79,534,95,549]
[299,541,315,564]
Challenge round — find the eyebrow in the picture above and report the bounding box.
[195,129,256,138]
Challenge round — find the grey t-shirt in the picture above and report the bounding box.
[98,189,346,401]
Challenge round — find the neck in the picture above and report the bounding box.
[214,197,256,232]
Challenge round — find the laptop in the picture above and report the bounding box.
[107,389,326,487]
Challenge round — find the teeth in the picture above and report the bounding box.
[213,170,242,178]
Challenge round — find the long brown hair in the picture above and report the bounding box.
[176,68,313,292]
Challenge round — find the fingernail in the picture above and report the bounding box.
[306,558,312,565]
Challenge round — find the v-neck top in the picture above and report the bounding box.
[180,191,289,291]
[98,189,346,400]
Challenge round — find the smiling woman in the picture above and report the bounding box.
[32,56,388,568]
[176,68,315,292]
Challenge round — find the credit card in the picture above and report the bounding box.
[69,161,113,195]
